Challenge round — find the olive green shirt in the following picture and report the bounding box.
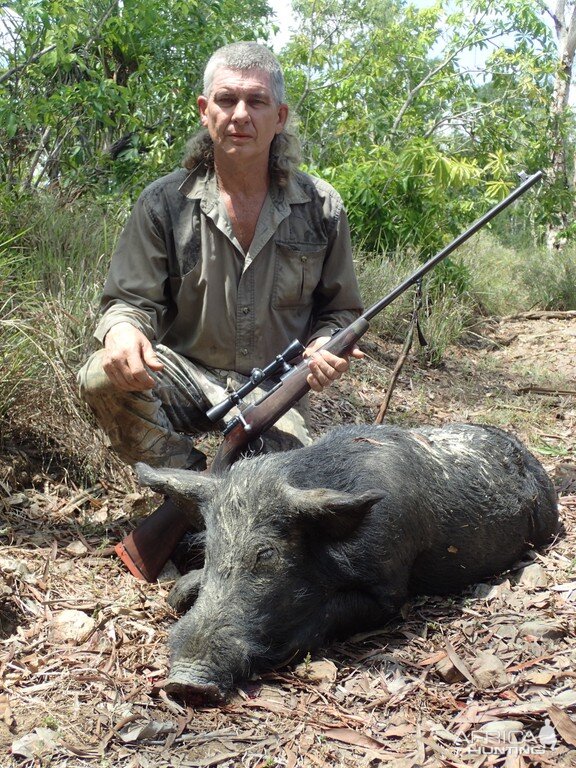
[95,166,363,375]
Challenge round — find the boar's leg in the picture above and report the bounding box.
[167,569,203,612]
[320,583,409,641]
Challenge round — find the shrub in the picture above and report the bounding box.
[0,191,128,483]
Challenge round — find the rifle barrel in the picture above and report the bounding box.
[363,171,543,322]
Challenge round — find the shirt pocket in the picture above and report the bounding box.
[272,240,327,309]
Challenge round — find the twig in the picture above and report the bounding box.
[374,320,415,424]
[502,310,576,321]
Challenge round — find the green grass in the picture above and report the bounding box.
[355,230,576,367]
[0,192,127,483]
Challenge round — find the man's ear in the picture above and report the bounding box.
[284,485,385,539]
[197,95,208,126]
[276,103,289,134]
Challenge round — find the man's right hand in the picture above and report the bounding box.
[102,323,164,392]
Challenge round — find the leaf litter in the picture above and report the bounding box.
[1,314,575,767]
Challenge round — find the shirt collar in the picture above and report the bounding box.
[178,166,311,208]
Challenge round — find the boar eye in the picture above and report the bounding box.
[255,547,277,566]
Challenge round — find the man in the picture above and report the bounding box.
[78,41,363,473]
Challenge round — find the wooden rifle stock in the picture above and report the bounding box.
[114,170,543,581]
[114,497,191,582]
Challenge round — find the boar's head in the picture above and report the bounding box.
[136,461,383,701]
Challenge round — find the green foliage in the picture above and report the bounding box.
[320,141,489,256]
[0,0,273,196]
[282,0,559,254]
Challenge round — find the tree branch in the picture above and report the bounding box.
[390,19,502,135]
[0,0,118,86]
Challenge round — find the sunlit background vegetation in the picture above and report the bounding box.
[1,0,576,478]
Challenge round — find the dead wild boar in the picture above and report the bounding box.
[136,423,558,701]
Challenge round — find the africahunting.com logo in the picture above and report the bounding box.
[456,719,557,756]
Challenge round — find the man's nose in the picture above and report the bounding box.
[232,100,250,122]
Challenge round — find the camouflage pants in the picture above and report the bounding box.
[77,344,312,470]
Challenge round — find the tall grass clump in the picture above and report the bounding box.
[354,250,421,340]
[459,231,576,315]
[520,245,576,311]
[355,248,477,366]
[0,191,129,483]
[457,231,532,315]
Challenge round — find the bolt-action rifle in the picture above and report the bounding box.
[114,171,543,582]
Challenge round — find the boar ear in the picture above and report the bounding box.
[135,463,218,506]
[286,487,385,538]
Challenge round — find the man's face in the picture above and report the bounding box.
[198,67,288,166]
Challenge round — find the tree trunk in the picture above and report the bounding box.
[546,0,576,249]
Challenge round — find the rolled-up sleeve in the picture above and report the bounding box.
[94,189,171,344]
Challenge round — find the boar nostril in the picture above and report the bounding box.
[165,677,225,703]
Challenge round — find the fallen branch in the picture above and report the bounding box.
[502,310,576,321]
[516,385,576,396]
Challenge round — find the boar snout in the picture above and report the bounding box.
[168,599,258,702]
[165,659,228,702]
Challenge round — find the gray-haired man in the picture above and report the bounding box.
[78,41,363,473]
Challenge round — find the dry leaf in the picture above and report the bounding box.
[117,719,175,743]
[548,705,576,747]
[0,694,15,730]
[523,670,555,685]
[324,727,385,750]
[293,659,338,683]
[381,723,414,739]
[445,641,478,687]
[12,728,61,759]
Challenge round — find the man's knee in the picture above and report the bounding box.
[77,349,115,402]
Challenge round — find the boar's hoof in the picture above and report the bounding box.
[165,662,227,702]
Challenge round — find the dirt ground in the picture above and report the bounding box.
[1,313,575,768]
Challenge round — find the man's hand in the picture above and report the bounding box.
[102,323,164,392]
[303,336,364,393]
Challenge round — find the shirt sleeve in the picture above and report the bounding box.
[94,191,170,344]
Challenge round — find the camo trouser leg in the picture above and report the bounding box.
[77,344,312,470]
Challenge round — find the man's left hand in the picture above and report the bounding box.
[303,336,364,393]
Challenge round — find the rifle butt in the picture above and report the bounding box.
[114,497,191,582]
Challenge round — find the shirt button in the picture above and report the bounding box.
[301,255,308,263]
[242,306,250,314]
[241,348,248,356]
